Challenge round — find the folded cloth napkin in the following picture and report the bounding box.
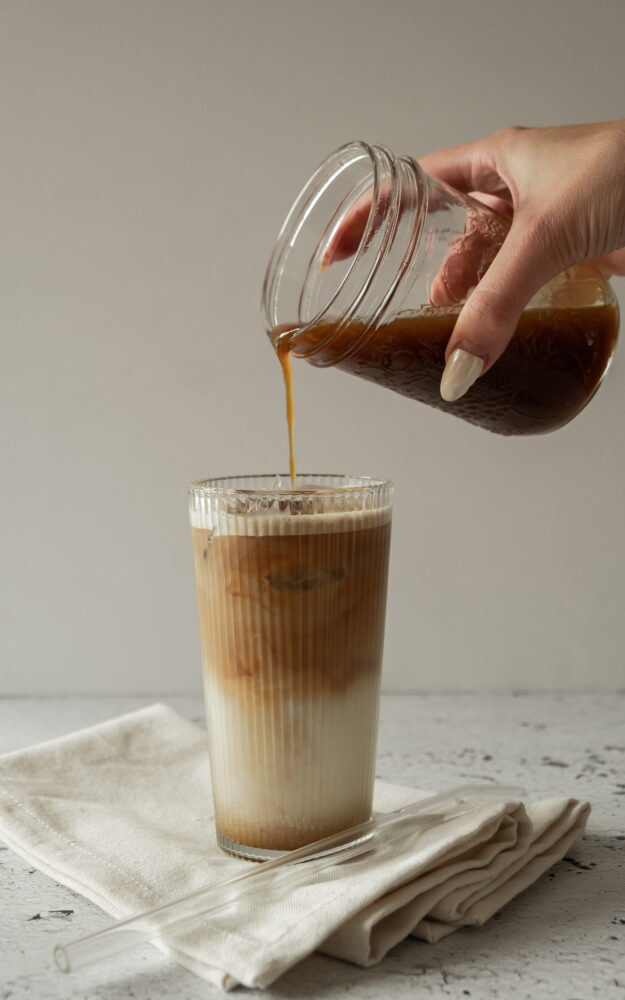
[0,704,589,990]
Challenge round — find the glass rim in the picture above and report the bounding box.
[188,473,393,500]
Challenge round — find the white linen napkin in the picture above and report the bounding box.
[0,704,589,990]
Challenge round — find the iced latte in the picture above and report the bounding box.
[189,475,392,859]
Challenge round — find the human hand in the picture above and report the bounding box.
[420,121,625,400]
[323,122,625,401]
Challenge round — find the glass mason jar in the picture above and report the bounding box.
[262,141,619,435]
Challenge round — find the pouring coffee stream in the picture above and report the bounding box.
[273,333,297,486]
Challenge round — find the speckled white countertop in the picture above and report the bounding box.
[1,693,624,999]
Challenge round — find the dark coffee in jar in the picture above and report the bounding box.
[273,299,618,436]
[264,142,619,438]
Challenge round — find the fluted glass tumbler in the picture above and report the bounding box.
[189,474,393,860]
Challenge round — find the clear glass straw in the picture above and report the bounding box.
[54,783,524,974]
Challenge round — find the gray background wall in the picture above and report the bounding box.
[2,0,624,694]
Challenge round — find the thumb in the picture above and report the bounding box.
[440,218,559,403]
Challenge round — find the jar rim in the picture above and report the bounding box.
[261,141,404,358]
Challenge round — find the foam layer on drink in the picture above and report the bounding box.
[190,491,392,536]
[190,497,391,852]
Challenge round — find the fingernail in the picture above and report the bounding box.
[440,349,485,402]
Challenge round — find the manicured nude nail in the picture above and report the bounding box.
[440,349,485,402]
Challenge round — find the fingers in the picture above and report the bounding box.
[322,176,423,268]
[440,218,559,402]
[429,212,511,307]
[429,235,485,307]
[321,192,372,267]
[468,191,514,216]
[322,132,515,268]
[591,246,625,278]
[418,133,513,200]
